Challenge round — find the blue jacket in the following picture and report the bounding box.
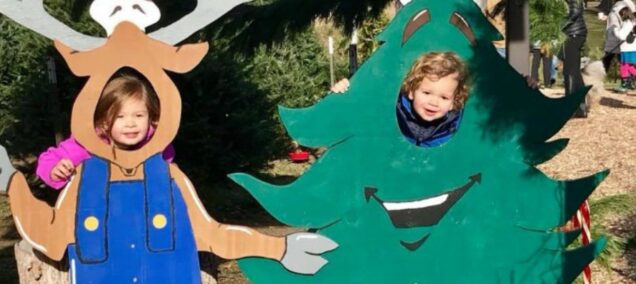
[396,94,462,147]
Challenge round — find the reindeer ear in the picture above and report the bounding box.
[54,40,93,77]
[158,42,209,74]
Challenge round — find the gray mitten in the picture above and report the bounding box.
[0,145,16,194]
[280,232,338,275]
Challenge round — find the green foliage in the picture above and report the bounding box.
[246,29,342,108]
[173,25,349,186]
[590,194,635,217]
[208,0,394,54]
[530,0,567,51]
[0,1,100,178]
[356,12,391,63]
[0,16,61,170]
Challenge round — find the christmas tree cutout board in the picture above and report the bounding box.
[230,0,607,282]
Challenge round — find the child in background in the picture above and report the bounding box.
[612,0,636,92]
[531,40,554,88]
[37,72,175,189]
[601,0,631,71]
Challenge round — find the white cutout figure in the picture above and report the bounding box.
[90,0,161,35]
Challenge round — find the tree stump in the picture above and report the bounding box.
[14,240,218,283]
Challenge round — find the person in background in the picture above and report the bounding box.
[613,0,636,92]
[486,0,507,58]
[598,0,617,20]
[602,0,636,74]
[561,0,588,117]
[531,40,554,88]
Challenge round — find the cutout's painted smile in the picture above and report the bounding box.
[365,174,481,250]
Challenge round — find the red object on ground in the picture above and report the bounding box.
[289,150,310,162]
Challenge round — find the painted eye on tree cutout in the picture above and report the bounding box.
[450,12,476,46]
[402,9,430,45]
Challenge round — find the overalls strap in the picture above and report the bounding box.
[75,156,109,263]
[144,154,175,251]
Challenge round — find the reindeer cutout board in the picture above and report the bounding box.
[0,1,336,283]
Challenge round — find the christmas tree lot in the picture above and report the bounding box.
[230,0,607,283]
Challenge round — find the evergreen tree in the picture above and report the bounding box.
[530,0,568,51]
[0,1,100,175]
[231,0,606,282]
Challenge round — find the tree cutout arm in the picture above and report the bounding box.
[7,169,78,260]
[149,41,209,74]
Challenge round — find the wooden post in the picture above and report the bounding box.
[329,36,335,86]
[14,240,68,283]
[349,29,359,76]
[46,57,63,145]
[506,0,530,75]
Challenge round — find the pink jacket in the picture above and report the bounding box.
[36,128,175,189]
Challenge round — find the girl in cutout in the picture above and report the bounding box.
[37,72,174,189]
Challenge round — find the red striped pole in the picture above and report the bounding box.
[571,200,592,284]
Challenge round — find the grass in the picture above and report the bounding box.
[583,9,607,60]
[571,194,635,283]
[590,194,634,269]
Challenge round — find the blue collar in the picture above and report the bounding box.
[396,94,462,147]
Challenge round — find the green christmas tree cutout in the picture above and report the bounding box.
[231,0,607,282]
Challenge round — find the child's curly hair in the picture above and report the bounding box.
[401,52,470,109]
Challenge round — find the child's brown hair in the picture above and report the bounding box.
[94,72,160,133]
[401,52,470,109]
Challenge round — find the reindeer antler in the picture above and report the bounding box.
[149,0,249,45]
[0,0,104,51]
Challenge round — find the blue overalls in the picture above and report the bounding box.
[67,154,201,283]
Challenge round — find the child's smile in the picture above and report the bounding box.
[110,97,150,149]
[407,73,458,121]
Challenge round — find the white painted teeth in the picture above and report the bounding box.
[383,193,449,211]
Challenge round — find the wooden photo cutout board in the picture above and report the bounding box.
[230,0,607,283]
[1,1,336,283]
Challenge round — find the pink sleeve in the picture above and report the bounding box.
[36,137,91,190]
[162,143,175,163]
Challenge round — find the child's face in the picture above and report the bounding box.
[407,73,458,122]
[109,97,150,149]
